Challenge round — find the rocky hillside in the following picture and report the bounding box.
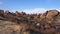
[0,10,60,34]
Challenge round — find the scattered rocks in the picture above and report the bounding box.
[0,9,60,34]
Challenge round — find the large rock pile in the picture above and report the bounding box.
[0,9,60,34]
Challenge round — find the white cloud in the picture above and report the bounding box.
[23,8,47,14]
[47,8,60,11]
[20,8,60,14]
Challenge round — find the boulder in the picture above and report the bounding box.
[46,10,59,20]
[15,11,21,15]
[0,10,4,14]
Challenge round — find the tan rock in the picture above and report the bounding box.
[15,11,21,15]
[0,10,4,14]
[12,25,20,32]
[40,11,48,20]
[46,10,59,20]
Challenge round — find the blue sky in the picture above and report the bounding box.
[0,0,60,13]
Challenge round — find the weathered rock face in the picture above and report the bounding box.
[46,10,59,20]
[0,9,60,34]
[40,11,48,20]
[40,10,59,23]
[40,10,59,20]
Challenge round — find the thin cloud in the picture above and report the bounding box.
[23,8,47,14]
[21,8,60,14]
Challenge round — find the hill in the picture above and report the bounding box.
[0,9,60,34]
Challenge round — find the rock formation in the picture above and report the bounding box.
[0,9,60,34]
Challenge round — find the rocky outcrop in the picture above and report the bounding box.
[46,10,59,20]
[40,10,59,20]
[0,9,60,34]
